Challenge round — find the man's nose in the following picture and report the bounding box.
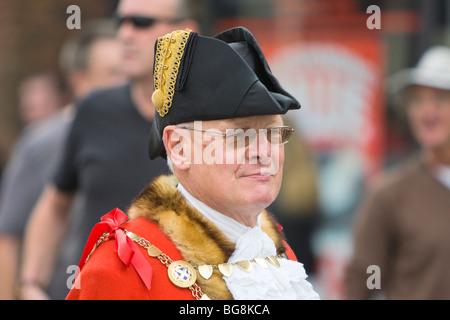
[117,22,135,41]
[246,130,272,165]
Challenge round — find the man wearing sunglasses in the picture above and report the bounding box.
[21,0,198,300]
[116,0,198,120]
[67,27,319,300]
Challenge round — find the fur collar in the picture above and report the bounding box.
[127,175,287,300]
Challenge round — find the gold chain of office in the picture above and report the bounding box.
[86,229,287,300]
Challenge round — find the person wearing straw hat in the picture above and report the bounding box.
[66,27,320,300]
[346,46,450,299]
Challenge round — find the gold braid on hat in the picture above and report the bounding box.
[152,29,192,117]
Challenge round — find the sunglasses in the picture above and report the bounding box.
[116,15,183,29]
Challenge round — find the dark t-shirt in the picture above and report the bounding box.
[50,83,168,299]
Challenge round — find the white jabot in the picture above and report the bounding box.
[177,183,254,243]
[177,183,320,300]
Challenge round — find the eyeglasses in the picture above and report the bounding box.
[115,15,183,29]
[176,126,295,148]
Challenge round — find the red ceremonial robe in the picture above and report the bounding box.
[66,175,297,300]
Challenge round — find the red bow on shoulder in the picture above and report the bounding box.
[75,208,153,290]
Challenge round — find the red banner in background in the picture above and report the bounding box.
[267,37,385,178]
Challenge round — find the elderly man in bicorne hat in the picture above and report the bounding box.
[66,27,320,300]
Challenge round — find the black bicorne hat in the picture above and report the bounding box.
[148,27,300,159]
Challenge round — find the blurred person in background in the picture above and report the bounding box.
[0,19,124,300]
[20,0,198,300]
[346,46,450,299]
[0,71,65,300]
[16,72,64,126]
[59,20,126,101]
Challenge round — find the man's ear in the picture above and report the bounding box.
[163,125,192,170]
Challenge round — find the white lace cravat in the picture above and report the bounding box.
[225,225,320,300]
[177,183,320,300]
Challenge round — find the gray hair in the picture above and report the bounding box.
[167,156,174,173]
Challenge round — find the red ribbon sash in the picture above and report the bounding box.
[75,208,153,290]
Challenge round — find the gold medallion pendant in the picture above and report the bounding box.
[168,261,197,288]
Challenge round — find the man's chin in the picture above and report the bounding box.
[244,188,277,208]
